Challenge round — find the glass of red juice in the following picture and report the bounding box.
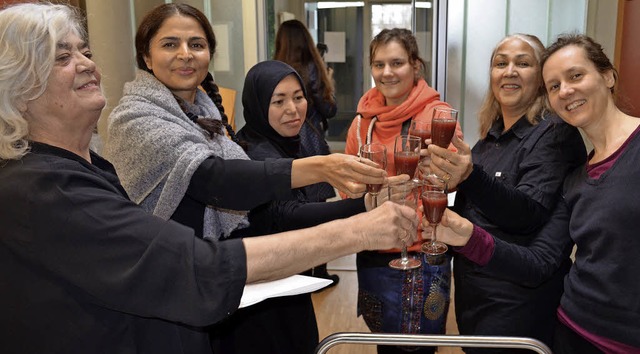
[431,107,459,148]
[394,135,421,179]
[409,119,431,150]
[421,175,449,259]
[359,143,387,208]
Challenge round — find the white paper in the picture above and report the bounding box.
[323,32,346,63]
[239,275,332,308]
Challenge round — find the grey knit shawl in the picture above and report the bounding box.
[106,70,249,239]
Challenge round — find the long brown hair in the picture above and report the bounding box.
[477,34,546,139]
[273,19,335,104]
[135,3,241,145]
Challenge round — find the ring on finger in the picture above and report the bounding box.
[443,173,451,181]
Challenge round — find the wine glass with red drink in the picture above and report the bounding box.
[408,119,431,150]
[359,143,387,208]
[421,176,449,259]
[409,119,433,182]
[394,135,421,180]
[431,107,459,148]
[388,180,421,270]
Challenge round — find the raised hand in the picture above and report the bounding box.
[364,174,411,211]
[321,153,388,198]
[353,201,419,251]
[426,208,474,247]
[427,135,473,190]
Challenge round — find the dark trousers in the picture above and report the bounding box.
[553,321,603,354]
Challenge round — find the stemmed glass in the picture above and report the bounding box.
[408,119,431,150]
[388,180,421,270]
[421,175,449,258]
[409,119,432,183]
[359,143,387,208]
[431,107,459,149]
[420,107,459,189]
[394,135,421,180]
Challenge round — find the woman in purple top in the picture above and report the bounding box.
[435,34,640,353]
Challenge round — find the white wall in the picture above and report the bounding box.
[86,0,136,149]
[586,0,618,61]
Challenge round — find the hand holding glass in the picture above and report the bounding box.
[388,180,421,270]
[359,143,387,208]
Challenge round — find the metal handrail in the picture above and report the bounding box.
[315,332,553,354]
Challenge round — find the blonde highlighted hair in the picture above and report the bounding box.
[477,34,547,139]
[0,3,86,160]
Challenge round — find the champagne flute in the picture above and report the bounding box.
[394,135,421,180]
[359,143,387,208]
[431,107,459,148]
[408,118,431,150]
[409,119,432,183]
[388,180,421,270]
[421,175,449,259]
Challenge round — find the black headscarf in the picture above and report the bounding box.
[241,60,307,158]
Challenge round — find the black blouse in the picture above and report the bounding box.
[0,142,249,353]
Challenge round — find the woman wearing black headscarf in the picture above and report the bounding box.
[213,61,395,354]
[239,60,308,160]
[235,61,374,237]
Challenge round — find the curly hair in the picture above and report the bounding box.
[477,34,547,139]
[0,3,86,160]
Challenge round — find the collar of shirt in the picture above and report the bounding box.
[487,115,534,140]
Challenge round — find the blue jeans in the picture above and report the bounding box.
[357,251,452,353]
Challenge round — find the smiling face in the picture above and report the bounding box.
[490,38,541,118]
[542,45,615,129]
[268,74,307,137]
[24,32,105,132]
[370,40,419,106]
[143,15,210,103]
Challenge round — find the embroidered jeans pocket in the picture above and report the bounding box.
[358,289,383,333]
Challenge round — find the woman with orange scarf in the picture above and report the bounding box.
[344,28,460,354]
